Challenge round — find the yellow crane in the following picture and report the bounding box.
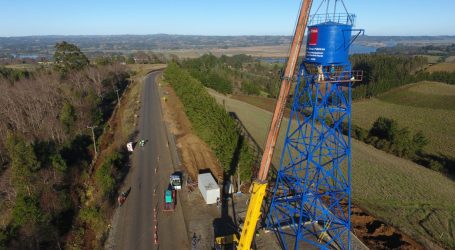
[216,0,314,249]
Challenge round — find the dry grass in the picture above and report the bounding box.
[353,81,455,157]
[208,90,455,248]
[426,62,455,73]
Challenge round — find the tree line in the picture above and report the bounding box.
[0,42,130,249]
[178,53,455,102]
[180,54,282,97]
[376,43,455,58]
[164,62,255,181]
[350,54,428,99]
[351,54,455,99]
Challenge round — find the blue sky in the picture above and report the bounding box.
[0,0,454,37]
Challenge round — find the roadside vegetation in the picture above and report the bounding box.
[0,42,130,249]
[164,62,255,181]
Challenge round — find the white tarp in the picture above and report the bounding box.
[126,142,134,152]
[198,173,220,204]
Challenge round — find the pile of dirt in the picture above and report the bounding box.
[160,79,223,182]
[351,205,424,249]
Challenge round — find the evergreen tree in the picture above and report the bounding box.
[60,102,77,135]
[5,132,40,193]
[53,41,89,75]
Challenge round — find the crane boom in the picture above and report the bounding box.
[257,0,313,181]
[236,1,313,249]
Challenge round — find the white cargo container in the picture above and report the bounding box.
[198,173,220,204]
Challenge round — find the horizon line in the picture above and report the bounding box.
[1,34,455,38]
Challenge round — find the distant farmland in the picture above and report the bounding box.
[209,89,455,248]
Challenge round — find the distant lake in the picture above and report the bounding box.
[350,44,377,54]
[258,44,377,64]
[12,53,40,59]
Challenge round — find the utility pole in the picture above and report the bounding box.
[115,88,120,105]
[87,125,98,156]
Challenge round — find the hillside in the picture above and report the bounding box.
[352,81,455,158]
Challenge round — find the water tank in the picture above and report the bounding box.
[304,22,353,65]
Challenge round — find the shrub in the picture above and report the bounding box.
[60,103,77,135]
[0,229,7,250]
[51,154,67,172]
[367,117,428,158]
[241,81,261,95]
[238,139,255,181]
[5,132,40,192]
[79,206,104,238]
[428,160,444,172]
[95,151,125,197]
[369,117,397,141]
[12,194,43,227]
[352,124,368,141]
[95,161,115,197]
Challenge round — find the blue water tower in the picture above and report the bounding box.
[305,21,353,65]
[267,1,364,249]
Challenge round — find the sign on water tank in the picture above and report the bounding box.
[309,27,318,46]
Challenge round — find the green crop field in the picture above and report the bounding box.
[352,81,455,157]
[209,89,455,248]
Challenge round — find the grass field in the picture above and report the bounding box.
[426,62,455,72]
[353,81,455,157]
[209,90,455,248]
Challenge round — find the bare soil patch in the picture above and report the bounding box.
[351,205,424,250]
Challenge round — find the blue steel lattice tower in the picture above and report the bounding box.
[267,1,363,249]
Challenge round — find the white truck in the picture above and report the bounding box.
[170,173,182,190]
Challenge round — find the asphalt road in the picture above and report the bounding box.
[112,71,189,250]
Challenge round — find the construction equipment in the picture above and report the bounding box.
[163,188,176,212]
[215,0,314,249]
[170,172,182,190]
